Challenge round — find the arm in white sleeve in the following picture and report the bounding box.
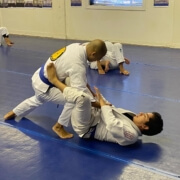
[101,105,138,142]
[101,106,124,137]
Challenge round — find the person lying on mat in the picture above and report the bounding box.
[47,63,163,146]
[3,39,107,139]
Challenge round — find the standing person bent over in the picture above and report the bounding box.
[4,39,107,139]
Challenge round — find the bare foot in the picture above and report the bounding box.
[4,110,16,120]
[104,61,110,72]
[119,62,130,76]
[6,42,14,46]
[120,69,130,76]
[98,69,105,75]
[4,38,14,46]
[52,122,73,139]
[8,42,14,46]
[124,58,130,64]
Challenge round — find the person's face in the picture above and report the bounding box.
[133,112,154,130]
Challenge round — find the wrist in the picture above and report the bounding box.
[99,100,106,106]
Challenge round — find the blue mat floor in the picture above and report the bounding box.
[0,35,180,180]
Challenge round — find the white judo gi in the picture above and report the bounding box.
[13,43,95,126]
[0,27,9,46]
[63,87,142,146]
[89,41,125,70]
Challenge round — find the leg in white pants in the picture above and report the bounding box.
[71,95,92,137]
[13,85,66,117]
[57,78,94,127]
[63,87,100,137]
[63,87,91,136]
[113,43,125,65]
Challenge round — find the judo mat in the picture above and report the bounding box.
[0,36,180,180]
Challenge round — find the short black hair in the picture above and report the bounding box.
[142,112,163,136]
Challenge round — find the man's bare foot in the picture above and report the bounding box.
[104,61,110,72]
[4,110,16,120]
[124,58,130,64]
[52,122,73,139]
[120,69,130,76]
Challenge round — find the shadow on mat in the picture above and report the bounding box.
[5,117,162,164]
[72,137,162,163]
[5,117,57,137]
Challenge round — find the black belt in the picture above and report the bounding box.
[82,125,97,139]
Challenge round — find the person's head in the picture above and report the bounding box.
[133,112,163,136]
[86,39,107,62]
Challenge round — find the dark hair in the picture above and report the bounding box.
[142,112,163,136]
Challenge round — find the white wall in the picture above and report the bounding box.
[172,0,180,48]
[1,0,180,48]
[0,1,66,38]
